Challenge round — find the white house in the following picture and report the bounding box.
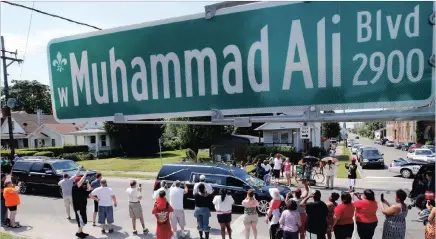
[71,121,113,155]
[255,122,322,152]
[28,123,84,148]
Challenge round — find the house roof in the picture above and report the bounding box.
[44,123,80,135]
[11,112,58,134]
[232,134,262,143]
[71,128,106,135]
[255,122,303,131]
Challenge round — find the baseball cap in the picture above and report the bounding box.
[199,175,206,180]
[351,158,357,161]
[74,176,83,183]
[295,188,302,193]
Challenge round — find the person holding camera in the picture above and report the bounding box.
[126,180,148,235]
[380,189,408,239]
[169,180,188,234]
[353,190,378,239]
[332,192,355,239]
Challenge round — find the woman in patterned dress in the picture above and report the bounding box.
[425,200,435,239]
[380,189,408,239]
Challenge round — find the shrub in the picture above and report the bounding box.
[247,145,295,159]
[34,151,54,157]
[78,153,95,161]
[1,150,38,157]
[15,145,88,156]
[163,138,182,151]
[254,154,270,164]
[307,147,328,158]
[61,153,79,161]
[63,145,89,153]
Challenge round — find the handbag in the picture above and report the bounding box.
[275,227,283,239]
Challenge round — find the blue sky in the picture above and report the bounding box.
[1,1,213,85]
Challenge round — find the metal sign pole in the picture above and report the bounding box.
[158,138,162,166]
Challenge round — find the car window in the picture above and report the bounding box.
[190,173,224,185]
[43,163,53,172]
[157,165,190,181]
[12,161,33,171]
[30,162,44,173]
[362,150,381,158]
[417,150,432,155]
[226,177,245,187]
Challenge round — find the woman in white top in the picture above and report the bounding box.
[213,189,235,239]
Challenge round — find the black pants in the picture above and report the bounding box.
[334,224,354,239]
[270,223,279,239]
[273,170,280,179]
[307,232,325,239]
[356,221,377,239]
[0,194,6,223]
[74,206,87,228]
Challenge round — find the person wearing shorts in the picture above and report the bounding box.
[126,180,148,235]
[3,181,20,228]
[90,179,117,234]
[90,173,102,226]
[213,189,234,239]
[58,170,81,220]
[169,180,188,235]
[242,190,259,239]
[273,154,282,179]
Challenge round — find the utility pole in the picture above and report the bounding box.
[1,36,23,157]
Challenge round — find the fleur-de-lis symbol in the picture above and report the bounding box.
[52,52,68,72]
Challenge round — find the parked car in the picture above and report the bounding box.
[421,145,435,153]
[402,142,416,151]
[374,139,382,144]
[347,139,354,147]
[409,144,423,150]
[359,147,384,169]
[154,162,291,214]
[355,136,359,139]
[407,149,435,162]
[409,163,435,200]
[351,143,362,154]
[394,142,405,149]
[385,141,395,147]
[388,158,430,178]
[11,159,97,196]
[380,138,389,145]
[330,138,337,144]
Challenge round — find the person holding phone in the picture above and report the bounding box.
[353,190,378,239]
[72,171,92,238]
[169,180,188,235]
[380,190,408,239]
[126,180,148,235]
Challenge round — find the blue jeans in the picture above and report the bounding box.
[194,207,210,232]
[283,231,299,239]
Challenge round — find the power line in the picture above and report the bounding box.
[19,1,35,78]
[1,1,102,30]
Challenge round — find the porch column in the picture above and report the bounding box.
[74,135,78,145]
[95,134,99,152]
[106,135,110,150]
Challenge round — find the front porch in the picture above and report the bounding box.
[71,129,112,156]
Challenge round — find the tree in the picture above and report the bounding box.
[104,122,162,157]
[162,117,234,153]
[321,111,341,138]
[1,80,52,114]
[356,122,386,139]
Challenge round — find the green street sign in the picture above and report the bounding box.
[48,1,434,122]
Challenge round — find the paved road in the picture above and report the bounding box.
[348,135,409,180]
[0,176,427,239]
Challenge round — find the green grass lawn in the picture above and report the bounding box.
[336,146,361,179]
[0,232,27,239]
[79,150,208,172]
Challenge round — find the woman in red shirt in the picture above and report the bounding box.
[332,192,355,239]
[353,189,378,239]
[152,190,174,239]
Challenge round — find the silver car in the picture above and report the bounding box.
[388,158,430,178]
[351,144,362,154]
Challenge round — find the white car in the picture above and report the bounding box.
[351,144,362,154]
[388,158,429,178]
[407,149,435,162]
[347,140,354,147]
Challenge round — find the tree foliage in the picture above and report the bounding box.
[162,117,234,153]
[321,111,341,138]
[356,122,386,139]
[1,80,52,114]
[104,122,162,156]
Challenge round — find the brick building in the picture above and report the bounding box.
[386,120,434,143]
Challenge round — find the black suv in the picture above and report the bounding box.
[11,159,97,196]
[154,162,291,214]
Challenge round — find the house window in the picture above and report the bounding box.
[52,139,56,146]
[272,132,289,144]
[100,135,107,147]
[90,136,96,144]
[34,139,38,148]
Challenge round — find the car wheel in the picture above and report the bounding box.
[19,182,28,194]
[257,199,269,215]
[401,169,412,178]
[58,186,63,197]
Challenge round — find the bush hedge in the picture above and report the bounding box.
[61,152,95,161]
[1,145,88,157]
[247,145,295,158]
[34,151,55,157]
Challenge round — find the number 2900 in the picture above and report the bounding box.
[352,48,424,86]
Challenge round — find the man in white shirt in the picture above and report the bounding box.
[126,180,148,235]
[324,160,336,189]
[152,181,169,201]
[169,180,188,233]
[262,160,272,174]
[193,175,213,195]
[89,179,117,234]
[273,154,282,179]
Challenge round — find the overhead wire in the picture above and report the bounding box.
[19,1,35,79]
[1,1,102,30]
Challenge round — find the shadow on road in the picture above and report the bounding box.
[1,224,33,233]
